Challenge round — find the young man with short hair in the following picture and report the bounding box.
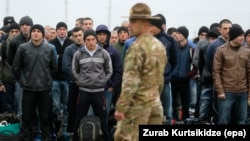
[72,29,113,141]
[213,24,250,124]
[12,24,57,141]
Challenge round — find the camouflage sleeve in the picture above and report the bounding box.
[158,80,164,95]
[115,45,144,113]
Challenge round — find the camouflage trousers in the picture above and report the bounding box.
[114,103,163,141]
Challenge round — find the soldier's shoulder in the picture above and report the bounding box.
[139,35,159,44]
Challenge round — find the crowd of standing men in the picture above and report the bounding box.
[0,2,250,141]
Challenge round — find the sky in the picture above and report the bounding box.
[1,0,250,39]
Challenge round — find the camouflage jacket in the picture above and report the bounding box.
[116,34,167,113]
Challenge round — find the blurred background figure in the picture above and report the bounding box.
[110,30,118,45]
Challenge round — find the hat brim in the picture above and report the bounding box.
[122,15,160,20]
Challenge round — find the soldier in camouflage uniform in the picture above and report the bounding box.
[114,3,167,141]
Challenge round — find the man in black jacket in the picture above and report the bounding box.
[12,24,57,141]
[150,15,178,124]
[8,16,33,117]
[62,27,84,133]
[49,22,74,133]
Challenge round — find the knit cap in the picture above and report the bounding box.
[198,26,209,35]
[207,27,219,39]
[155,13,166,25]
[177,26,189,39]
[150,15,162,30]
[229,24,244,41]
[84,29,97,41]
[19,16,33,26]
[209,23,219,29]
[117,26,129,34]
[56,22,68,30]
[30,24,45,37]
[0,26,9,33]
[3,16,15,26]
[8,23,20,32]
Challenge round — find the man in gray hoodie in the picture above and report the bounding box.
[72,29,113,141]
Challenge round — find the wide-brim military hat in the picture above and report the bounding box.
[122,3,160,20]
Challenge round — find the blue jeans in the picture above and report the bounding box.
[105,90,113,116]
[52,80,69,132]
[199,85,213,120]
[160,83,172,124]
[217,92,248,124]
[15,81,23,116]
[189,79,197,110]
